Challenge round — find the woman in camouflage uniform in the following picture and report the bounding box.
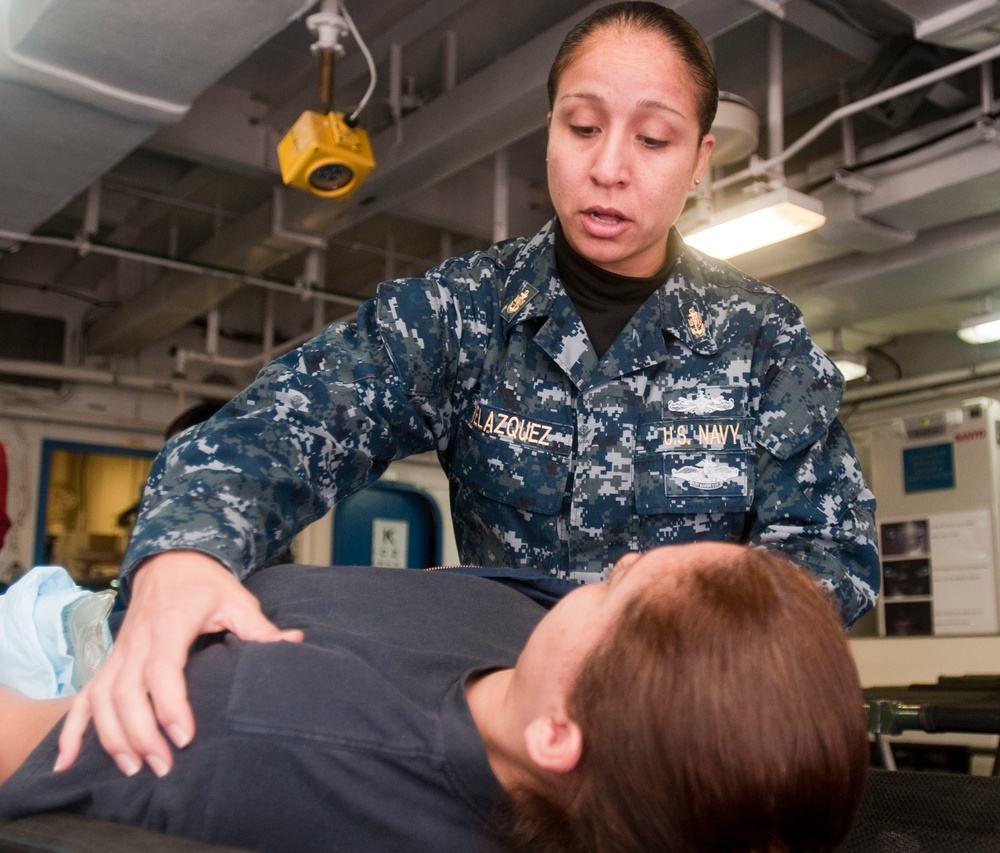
[57,2,879,781]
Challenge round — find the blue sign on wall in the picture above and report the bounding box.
[902,443,955,493]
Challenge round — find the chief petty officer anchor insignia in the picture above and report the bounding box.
[687,306,706,338]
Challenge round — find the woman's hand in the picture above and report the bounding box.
[55,551,303,777]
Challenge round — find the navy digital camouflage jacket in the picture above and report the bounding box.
[123,219,879,625]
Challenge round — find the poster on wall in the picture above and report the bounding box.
[372,518,410,568]
[880,509,998,636]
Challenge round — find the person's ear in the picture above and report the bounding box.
[690,132,715,190]
[524,713,583,775]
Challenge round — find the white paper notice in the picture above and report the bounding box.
[929,509,998,635]
[372,518,410,568]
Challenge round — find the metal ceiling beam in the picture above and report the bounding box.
[777,207,1000,333]
[782,1,882,63]
[84,0,887,354]
[87,0,613,352]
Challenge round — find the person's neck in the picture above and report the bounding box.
[554,220,677,357]
[555,221,675,287]
[464,668,525,791]
[467,669,582,815]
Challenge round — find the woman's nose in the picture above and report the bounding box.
[589,133,629,187]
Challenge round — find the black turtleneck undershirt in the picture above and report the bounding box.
[553,220,682,358]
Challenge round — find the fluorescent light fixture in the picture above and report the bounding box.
[958,310,1000,344]
[827,328,867,382]
[832,353,868,382]
[683,185,826,259]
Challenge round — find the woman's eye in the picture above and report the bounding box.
[638,136,668,149]
[571,125,599,138]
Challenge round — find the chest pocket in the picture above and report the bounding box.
[452,407,572,516]
[635,387,754,514]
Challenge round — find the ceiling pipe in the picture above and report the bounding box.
[982,57,995,115]
[767,16,784,168]
[271,188,328,251]
[0,357,241,399]
[0,228,360,309]
[0,402,166,435]
[389,42,404,142]
[309,0,347,115]
[710,38,1000,194]
[838,79,858,169]
[844,359,1000,407]
[263,290,277,356]
[442,30,458,92]
[172,316,337,378]
[493,148,510,243]
[205,307,221,358]
[78,183,102,247]
[173,348,264,377]
[327,234,433,267]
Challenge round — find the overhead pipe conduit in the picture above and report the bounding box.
[0,356,244,400]
[711,38,1000,193]
[0,228,362,310]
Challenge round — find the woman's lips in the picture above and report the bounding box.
[581,207,630,238]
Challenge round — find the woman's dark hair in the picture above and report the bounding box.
[547,1,719,138]
[502,545,869,853]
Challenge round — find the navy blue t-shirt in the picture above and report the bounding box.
[0,565,546,852]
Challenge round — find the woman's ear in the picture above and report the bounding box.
[691,132,716,190]
[524,712,583,775]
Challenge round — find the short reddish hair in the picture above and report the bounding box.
[502,546,869,852]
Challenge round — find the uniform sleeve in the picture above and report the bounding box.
[119,277,468,598]
[747,320,880,627]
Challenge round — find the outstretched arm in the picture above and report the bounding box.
[55,551,303,778]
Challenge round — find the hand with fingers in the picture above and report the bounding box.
[55,551,303,777]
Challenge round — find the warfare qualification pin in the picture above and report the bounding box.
[501,284,539,320]
[687,307,706,338]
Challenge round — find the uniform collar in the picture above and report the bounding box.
[658,246,723,357]
[499,220,726,358]
[499,219,562,330]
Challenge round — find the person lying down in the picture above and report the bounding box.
[0,543,868,853]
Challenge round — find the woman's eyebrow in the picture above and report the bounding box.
[556,91,604,105]
[636,98,686,119]
[558,92,686,121]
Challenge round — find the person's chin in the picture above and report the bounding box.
[588,250,634,276]
[576,235,630,270]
